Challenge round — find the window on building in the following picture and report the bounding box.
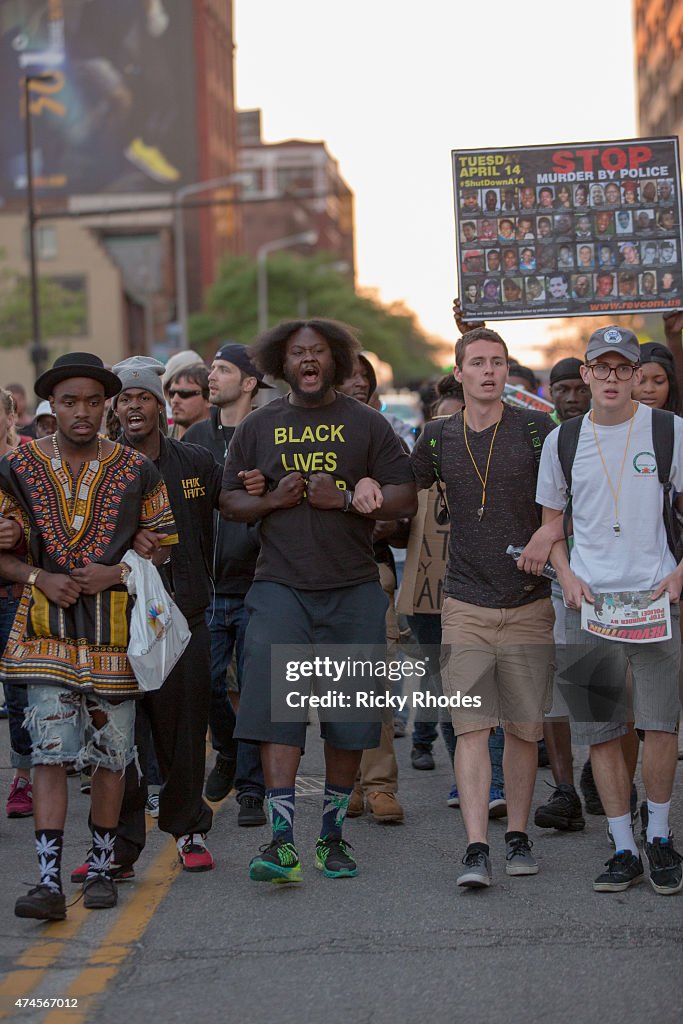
[276,166,316,195]
[23,225,58,260]
[240,168,265,195]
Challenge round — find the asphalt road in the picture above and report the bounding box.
[1,710,682,1024]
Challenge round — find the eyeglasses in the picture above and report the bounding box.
[587,363,639,381]
[169,388,203,400]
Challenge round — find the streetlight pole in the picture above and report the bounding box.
[256,231,318,334]
[174,174,247,349]
[23,72,52,381]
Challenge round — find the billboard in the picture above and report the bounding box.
[452,138,683,320]
[0,0,198,199]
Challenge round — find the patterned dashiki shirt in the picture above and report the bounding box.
[0,439,178,698]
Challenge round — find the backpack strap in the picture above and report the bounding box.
[651,406,674,486]
[525,416,544,472]
[426,417,449,523]
[556,414,585,553]
[427,417,446,481]
[651,407,682,561]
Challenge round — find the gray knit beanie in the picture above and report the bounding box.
[111,356,166,407]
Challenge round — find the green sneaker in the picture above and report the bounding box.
[249,838,301,883]
[315,836,358,878]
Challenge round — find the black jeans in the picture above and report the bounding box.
[114,619,213,865]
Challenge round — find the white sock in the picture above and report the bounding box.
[646,799,671,843]
[607,812,638,855]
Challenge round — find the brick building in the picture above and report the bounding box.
[0,0,239,390]
[634,0,683,136]
[238,109,356,280]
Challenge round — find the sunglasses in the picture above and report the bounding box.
[169,388,203,400]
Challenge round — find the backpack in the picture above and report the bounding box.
[425,412,546,525]
[556,407,683,561]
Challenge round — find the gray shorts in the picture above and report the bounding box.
[545,587,571,720]
[24,685,137,773]
[560,607,681,746]
[235,581,387,751]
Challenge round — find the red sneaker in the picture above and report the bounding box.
[70,859,135,884]
[6,777,33,818]
[177,834,214,872]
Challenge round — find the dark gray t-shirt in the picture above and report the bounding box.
[410,404,553,608]
[223,393,413,591]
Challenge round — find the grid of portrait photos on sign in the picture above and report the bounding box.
[458,178,680,311]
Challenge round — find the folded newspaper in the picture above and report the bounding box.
[580,590,671,643]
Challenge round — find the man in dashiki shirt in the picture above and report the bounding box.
[0,353,177,922]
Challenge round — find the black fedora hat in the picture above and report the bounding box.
[35,352,122,400]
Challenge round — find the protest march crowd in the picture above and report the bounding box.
[1,302,682,922]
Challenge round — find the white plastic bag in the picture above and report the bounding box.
[121,550,191,692]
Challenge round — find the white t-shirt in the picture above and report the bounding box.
[536,403,683,591]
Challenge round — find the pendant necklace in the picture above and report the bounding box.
[590,401,636,537]
[463,409,502,522]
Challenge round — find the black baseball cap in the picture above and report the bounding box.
[213,343,273,388]
[549,357,584,386]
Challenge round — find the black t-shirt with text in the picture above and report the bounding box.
[410,404,553,608]
[222,393,413,590]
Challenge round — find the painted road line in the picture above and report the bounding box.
[42,837,181,1024]
[42,796,227,1024]
[0,817,158,1020]
[0,906,90,1019]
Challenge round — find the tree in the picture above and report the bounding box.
[189,253,442,385]
[0,248,87,349]
[541,310,668,366]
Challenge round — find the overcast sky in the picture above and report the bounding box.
[235,0,638,366]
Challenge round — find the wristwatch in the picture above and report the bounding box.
[119,563,132,585]
[26,568,41,587]
[342,489,355,512]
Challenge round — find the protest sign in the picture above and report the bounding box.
[452,138,683,320]
[503,383,554,413]
[397,488,449,616]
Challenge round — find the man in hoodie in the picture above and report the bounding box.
[183,343,270,825]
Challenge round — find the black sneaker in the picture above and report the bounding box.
[505,835,538,876]
[580,759,605,816]
[238,796,267,827]
[593,850,644,892]
[249,838,301,883]
[643,838,683,895]
[205,754,236,802]
[457,848,492,889]
[410,746,435,771]
[534,783,585,832]
[315,836,358,878]
[15,884,66,921]
[83,873,118,909]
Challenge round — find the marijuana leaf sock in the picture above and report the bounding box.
[35,829,64,894]
[266,787,295,844]
[320,782,352,840]
[86,824,116,879]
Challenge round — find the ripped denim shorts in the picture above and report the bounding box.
[24,685,137,774]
